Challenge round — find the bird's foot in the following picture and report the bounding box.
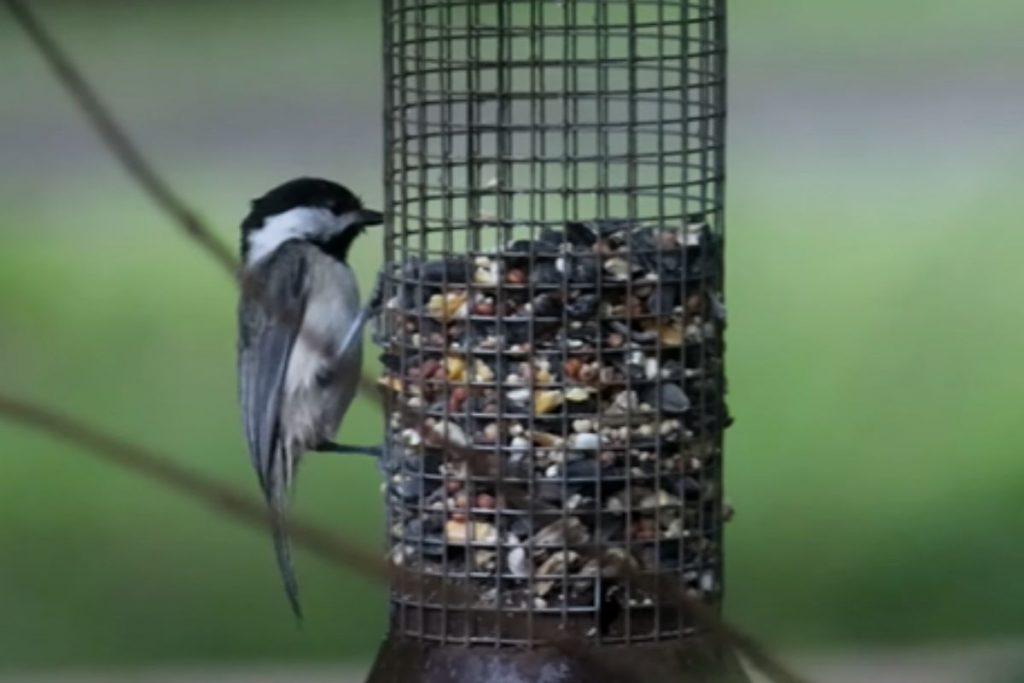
[313,441,382,458]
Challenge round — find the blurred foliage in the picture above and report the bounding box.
[1,0,1023,672]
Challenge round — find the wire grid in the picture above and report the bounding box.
[380,0,727,647]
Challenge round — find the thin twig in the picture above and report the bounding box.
[3,0,238,277]
[609,561,811,683]
[5,0,368,408]
[0,391,635,682]
[0,390,384,578]
[5,0,382,400]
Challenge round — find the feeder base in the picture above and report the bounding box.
[365,635,750,683]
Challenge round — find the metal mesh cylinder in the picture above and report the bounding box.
[378,0,727,649]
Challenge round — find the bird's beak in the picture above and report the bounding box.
[338,208,384,232]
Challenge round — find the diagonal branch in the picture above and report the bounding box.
[0,390,384,578]
[4,0,381,410]
[3,0,239,277]
[0,390,640,683]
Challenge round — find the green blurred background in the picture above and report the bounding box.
[1,0,1023,675]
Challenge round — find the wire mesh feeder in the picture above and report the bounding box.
[370,1,732,681]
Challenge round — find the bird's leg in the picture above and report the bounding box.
[333,307,370,362]
[333,267,388,362]
[313,441,383,458]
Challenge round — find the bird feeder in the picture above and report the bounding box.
[370,1,735,681]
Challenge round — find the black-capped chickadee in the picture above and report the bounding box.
[237,177,383,618]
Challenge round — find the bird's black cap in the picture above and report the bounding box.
[242,177,369,231]
[241,177,383,262]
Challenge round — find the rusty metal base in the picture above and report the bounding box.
[366,635,750,683]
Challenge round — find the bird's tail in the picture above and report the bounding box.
[268,477,303,622]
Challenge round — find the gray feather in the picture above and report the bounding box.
[238,243,310,618]
[269,467,302,620]
[238,241,364,619]
[239,243,309,493]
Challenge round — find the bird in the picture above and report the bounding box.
[237,177,383,618]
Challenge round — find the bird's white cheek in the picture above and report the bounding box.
[246,207,334,266]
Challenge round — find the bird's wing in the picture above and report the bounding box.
[238,242,311,497]
[238,242,317,620]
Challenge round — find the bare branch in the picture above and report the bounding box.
[0,390,639,682]
[0,390,384,579]
[4,0,382,407]
[3,0,238,277]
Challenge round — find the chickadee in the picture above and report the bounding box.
[237,177,383,618]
